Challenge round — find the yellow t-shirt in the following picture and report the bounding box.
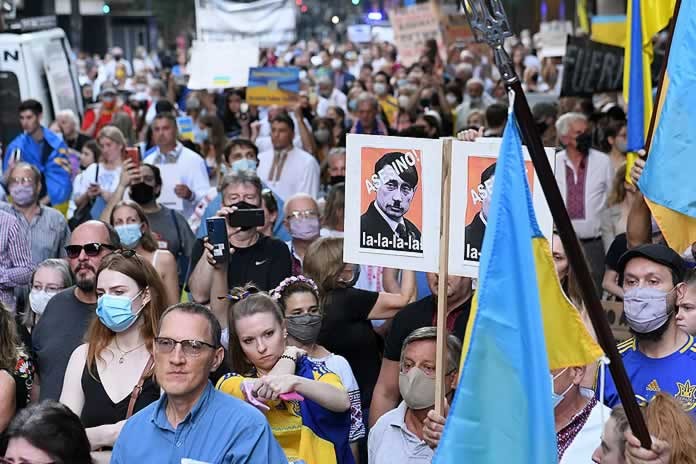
[216,363,346,464]
[378,95,399,126]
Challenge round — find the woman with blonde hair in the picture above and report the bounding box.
[60,251,167,461]
[109,200,180,306]
[72,125,128,220]
[600,163,636,252]
[303,237,415,428]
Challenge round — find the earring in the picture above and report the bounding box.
[284,331,288,339]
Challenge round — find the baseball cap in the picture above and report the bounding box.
[617,244,686,283]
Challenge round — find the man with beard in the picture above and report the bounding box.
[600,244,696,418]
[360,151,422,253]
[32,220,120,400]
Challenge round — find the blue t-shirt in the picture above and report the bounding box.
[111,381,287,464]
[601,335,696,418]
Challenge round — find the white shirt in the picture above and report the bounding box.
[316,88,348,117]
[144,142,210,218]
[257,146,320,200]
[255,112,310,153]
[560,400,611,464]
[555,148,613,240]
[72,163,121,199]
[368,401,434,464]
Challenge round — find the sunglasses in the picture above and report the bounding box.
[154,337,217,357]
[64,243,114,259]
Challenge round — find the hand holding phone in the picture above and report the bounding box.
[206,217,230,265]
[123,147,140,168]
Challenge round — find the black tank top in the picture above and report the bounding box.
[80,361,160,428]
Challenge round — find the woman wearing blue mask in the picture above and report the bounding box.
[110,200,179,307]
[59,250,168,462]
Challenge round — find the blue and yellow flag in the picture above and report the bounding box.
[435,115,556,463]
[640,1,696,255]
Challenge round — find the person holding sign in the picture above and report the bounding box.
[360,151,422,254]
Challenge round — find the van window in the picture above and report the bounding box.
[0,71,21,152]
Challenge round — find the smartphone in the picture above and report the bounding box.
[124,147,140,167]
[206,217,230,264]
[227,208,265,229]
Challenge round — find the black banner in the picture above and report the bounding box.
[560,35,624,97]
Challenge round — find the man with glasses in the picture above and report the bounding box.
[32,220,120,400]
[283,193,321,276]
[360,151,422,253]
[0,162,71,265]
[112,303,287,463]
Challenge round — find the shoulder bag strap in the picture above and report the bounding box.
[126,355,155,419]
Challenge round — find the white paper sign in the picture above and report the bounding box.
[448,139,556,277]
[187,40,259,90]
[157,164,184,211]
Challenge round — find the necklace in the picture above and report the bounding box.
[113,339,145,364]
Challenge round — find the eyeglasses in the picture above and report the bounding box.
[154,337,217,357]
[8,176,34,185]
[286,210,319,220]
[64,243,114,259]
[0,458,56,464]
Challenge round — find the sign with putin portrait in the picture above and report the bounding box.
[448,139,556,277]
[344,134,443,272]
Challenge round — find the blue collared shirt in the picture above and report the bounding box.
[111,381,288,464]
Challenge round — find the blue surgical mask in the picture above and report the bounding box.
[551,368,572,408]
[96,290,145,333]
[231,158,257,173]
[115,223,143,248]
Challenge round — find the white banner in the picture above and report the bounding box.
[195,0,297,47]
[187,40,259,89]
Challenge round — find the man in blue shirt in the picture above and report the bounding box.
[601,244,696,418]
[112,303,287,464]
[3,99,72,206]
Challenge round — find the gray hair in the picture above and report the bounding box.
[56,109,79,128]
[159,303,222,348]
[555,112,587,137]
[400,326,462,374]
[219,171,263,197]
[357,92,379,111]
[327,147,346,162]
[283,192,318,217]
[7,162,42,188]
[22,259,73,328]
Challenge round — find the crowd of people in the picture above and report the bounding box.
[0,30,694,464]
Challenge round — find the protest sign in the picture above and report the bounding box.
[194,0,296,46]
[441,12,473,46]
[448,139,555,277]
[176,116,194,142]
[344,134,443,272]
[187,40,259,89]
[560,35,624,97]
[246,67,300,107]
[389,1,444,67]
[603,300,631,342]
[348,24,372,43]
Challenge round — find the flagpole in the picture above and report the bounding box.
[462,0,653,449]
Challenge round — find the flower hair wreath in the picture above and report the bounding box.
[270,275,319,301]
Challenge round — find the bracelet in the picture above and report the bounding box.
[279,354,296,363]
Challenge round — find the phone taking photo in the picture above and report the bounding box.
[206,217,230,264]
[227,208,265,229]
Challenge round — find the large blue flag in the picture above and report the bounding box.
[434,113,556,463]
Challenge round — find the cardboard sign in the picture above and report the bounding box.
[389,2,445,67]
[603,300,632,342]
[246,67,300,107]
[560,35,624,97]
[344,134,443,272]
[442,12,473,46]
[448,139,556,278]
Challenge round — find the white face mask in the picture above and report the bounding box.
[29,289,57,316]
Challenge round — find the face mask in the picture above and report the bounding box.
[623,287,673,333]
[299,70,308,80]
[396,79,409,89]
[374,83,388,96]
[575,132,592,155]
[348,100,358,112]
[286,313,323,344]
[231,158,257,173]
[398,95,410,108]
[205,158,217,169]
[419,98,431,109]
[29,290,56,316]
[314,129,331,145]
[615,139,628,153]
[289,216,320,240]
[96,290,145,333]
[399,367,436,410]
[469,95,482,105]
[9,184,35,207]
[551,368,573,408]
[329,175,345,186]
[446,94,457,106]
[330,58,343,70]
[536,120,549,134]
[130,183,155,205]
[194,129,209,145]
[115,223,143,248]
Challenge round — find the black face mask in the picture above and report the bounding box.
[536,120,549,135]
[130,183,155,205]
[419,98,431,109]
[329,175,345,186]
[575,132,592,156]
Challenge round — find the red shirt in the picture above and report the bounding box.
[82,105,136,136]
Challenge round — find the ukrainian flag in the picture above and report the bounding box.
[639,1,696,255]
[434,114,602,463]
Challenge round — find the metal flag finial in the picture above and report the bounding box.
[461,0,517,84]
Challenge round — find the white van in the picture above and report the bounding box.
[0,27,83,151]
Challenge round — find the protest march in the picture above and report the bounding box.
[2,0,696,463]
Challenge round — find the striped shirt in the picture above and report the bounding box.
[0,209,33,309]
[0,202,70,265]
